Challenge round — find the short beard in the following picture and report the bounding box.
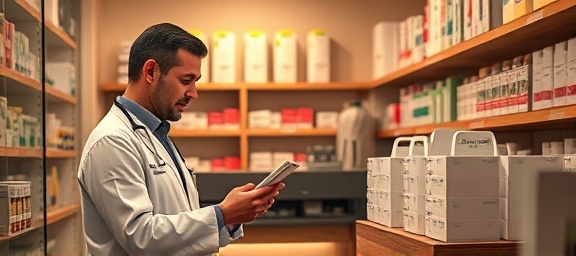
[152,76,182,122]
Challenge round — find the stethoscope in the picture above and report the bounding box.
[113,99,197,189]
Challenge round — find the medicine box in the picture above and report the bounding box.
[273,30,297,83]
[212,31,236,83]
[306,29,330,83]
[244,30,268,83]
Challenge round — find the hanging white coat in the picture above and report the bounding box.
[336,102,376,170]
[77,104,242,256]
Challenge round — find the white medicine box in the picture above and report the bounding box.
[567,37,576,104]
[553,41,568,106]
[306,29,330,83]
[273,30,297,83]
[426,131,500,198]
[212,31,236,83]
[372,21,399,79]
[425,215,500,242]
[244,30,268,83]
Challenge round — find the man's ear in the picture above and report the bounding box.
[142,59,157,84]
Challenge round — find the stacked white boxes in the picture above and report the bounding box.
[116,41,131,84]
[212,31,236,83]
[366,137,410,227]
[372,21,399,79]
[402,136,429,234]
[499,155,564,240]
[566,37,576,104]
[425,131,500,242]
[273,30,297,83]
[306,29,330,83]
[244,30,267,83]
[553,41,568,106]
[404,129,460,236]
[532,46,554,110]
[565,138,576,173]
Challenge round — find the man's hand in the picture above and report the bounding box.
[218,182,285,225]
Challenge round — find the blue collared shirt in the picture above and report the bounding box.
[115,96,232,233]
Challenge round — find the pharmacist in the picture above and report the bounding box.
[77,23,284,256]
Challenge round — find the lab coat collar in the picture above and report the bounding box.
[116,95,162,133]
[111,103,195,210]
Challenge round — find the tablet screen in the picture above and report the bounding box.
[255,160,300,189]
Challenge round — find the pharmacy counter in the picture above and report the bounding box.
[356,220,520,256]
[197,171,367,256]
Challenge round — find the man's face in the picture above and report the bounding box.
[151,49,201,121]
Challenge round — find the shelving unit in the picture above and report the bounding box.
[0,0,45,254]
[86,1,576,255]
[362,1,576,255]
[43,0,82,253]
[367,0,576,89]
[0,0,81,255]
[0,204,80,243]
[46,205,80,225]
[101,82,360,170]
[378,105,576,138]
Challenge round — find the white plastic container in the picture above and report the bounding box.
[306,29,330,83]
[212,31,236,83]
[273,30,297,83]
[244,30,268,83]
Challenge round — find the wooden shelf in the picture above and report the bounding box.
[0,219,43,241]
[7,0,41,22]
[169,129,241,137]
[100,83,242,92]
[45,20,77,49]
[367,0,576,89]
[246,128,337,137]
[46,204,80,225]
[46,148,76,158]
[0,203,75,242]
[169,129,337,137]
[100,83,126,92]
[378,105,576,138]
[100,82,368,92]
[244,82,368,91]
[356,220,520,256]
[196,83,242,91]
[0,66,42,92]
[45,85,77,105]
[5,0,75,49]
[0,147,42,157]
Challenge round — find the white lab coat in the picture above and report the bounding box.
[77,104,243,256]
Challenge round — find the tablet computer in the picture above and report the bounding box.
[255,160,300,189]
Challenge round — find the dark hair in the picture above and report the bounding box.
[128,23,208,82]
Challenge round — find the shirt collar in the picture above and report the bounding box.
[116,96,168,134]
